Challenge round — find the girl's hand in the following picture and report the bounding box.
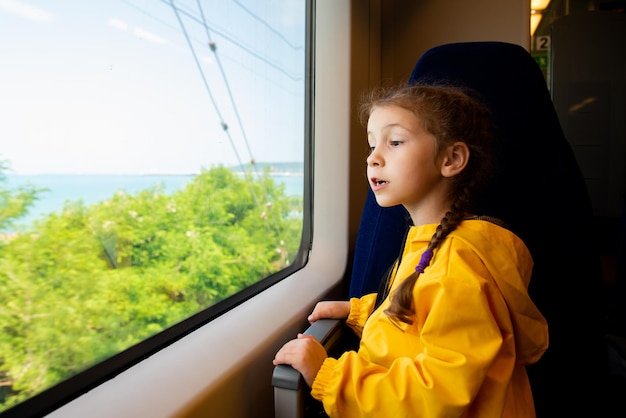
[308,301,350,324]
[273,334,328,387]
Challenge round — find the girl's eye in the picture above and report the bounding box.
[390,140,402,147]
[368,145,375,153]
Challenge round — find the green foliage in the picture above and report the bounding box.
[0,166,303,411]
[0,160,45,233]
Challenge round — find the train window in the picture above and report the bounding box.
[0,0,310,415]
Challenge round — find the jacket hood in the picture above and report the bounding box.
[449,220,549,365]
[408,221,549,366]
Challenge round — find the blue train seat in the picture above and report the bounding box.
[273,41,609,417]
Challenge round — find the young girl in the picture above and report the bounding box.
[273,84,548,417]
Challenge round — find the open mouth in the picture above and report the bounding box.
[371,178,388,186]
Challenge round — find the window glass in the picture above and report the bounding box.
[0,0,307,413]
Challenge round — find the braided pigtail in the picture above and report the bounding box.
[384,190,471,325]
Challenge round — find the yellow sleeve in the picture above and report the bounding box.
[344,293,377,338]
[312,276,506,418]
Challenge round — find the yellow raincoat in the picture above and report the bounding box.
[311,220,548,417]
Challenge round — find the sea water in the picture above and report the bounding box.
[4,173,303,229]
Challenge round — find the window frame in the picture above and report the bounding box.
[40,0,351,416]
[0,1,316,416]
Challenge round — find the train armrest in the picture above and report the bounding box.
[272,319,345,418]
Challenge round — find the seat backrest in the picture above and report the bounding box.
[348,191,408,297]
[349,41,606,416]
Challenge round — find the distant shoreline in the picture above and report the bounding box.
[5,171,304,177]
[5,161,305,178]
[3,173,303,231]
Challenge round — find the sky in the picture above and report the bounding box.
[0,0,306,175]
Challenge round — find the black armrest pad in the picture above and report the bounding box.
[272,319,344,390]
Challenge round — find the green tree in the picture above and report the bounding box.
[0,160,43,233]
[0,165,303,411]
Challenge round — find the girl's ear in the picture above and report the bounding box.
[440,142,469,177]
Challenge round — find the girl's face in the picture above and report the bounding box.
[366,105,451,224]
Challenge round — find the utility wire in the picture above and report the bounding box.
[168,0,245,171]
[160,0,300,80]
[233,0,303,50]
[194,0,287,240]
[169,0,285,242]
[195,0,256,172]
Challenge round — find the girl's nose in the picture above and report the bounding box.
[366,149,381,167]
